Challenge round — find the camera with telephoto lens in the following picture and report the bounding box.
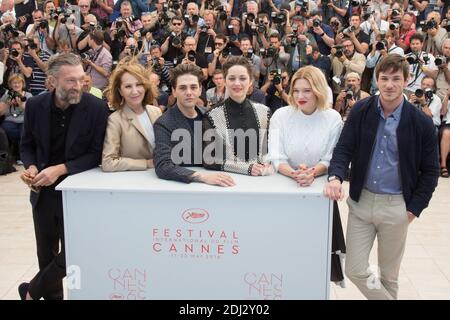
[362,8,373,21]
[389,19,400,30]
[171,32,182,46]
[216,5,228,21]
[313,19,321,28]
[271,12,287,25]
[26,38,38,50]
[80,52,94,60]
[256,21,266,34]
[187,50,196,62]
[261,46,277,59]
[415,88,433,101]
[295,0,309,13]
[345,86,354,100]
[290,33,298,47]
[39,20,49,29]
[334,44,344,58]
[10,48,20,58]
[435,55,447,66]
[376,40,388,51]
[343,25,356,34]
[391,9,400,17]
[151,57,161,72]
[200,25,210,33]
[4,24,19,37]
[422,53,430,64]
[60,8,76,24]
[245,48,253,59]
[169,0,181,10]
[406,53,419,64]
[245,12,255,22]
[421,18,438,32]
[221,44,231,58]
[7,90,27,103]
[270,70,282,85]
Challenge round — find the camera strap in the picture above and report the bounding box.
[408,53,423,87]
[86,45,104,73]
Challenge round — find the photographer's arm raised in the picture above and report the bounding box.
[17,57,32,78]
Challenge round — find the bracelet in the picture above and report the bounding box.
[320,33,325,37]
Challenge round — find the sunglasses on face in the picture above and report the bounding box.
[172,22,182,26]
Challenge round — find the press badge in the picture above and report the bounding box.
[205,47,212,54]
[173,58,178,65]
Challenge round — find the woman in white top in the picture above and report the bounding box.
[269,65,343,186]
[268,65,346,284]
[102,61,162,172]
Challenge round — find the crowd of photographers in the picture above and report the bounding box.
[0,0,449,173]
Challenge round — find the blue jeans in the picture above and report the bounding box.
[0,120,23,143]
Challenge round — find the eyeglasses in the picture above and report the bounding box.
[215,43,224,46]
[79,5,89,8]
[172,22,182,26]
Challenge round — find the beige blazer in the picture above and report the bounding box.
[102,105,162,172]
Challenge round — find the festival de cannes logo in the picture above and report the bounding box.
[181,208,210,224]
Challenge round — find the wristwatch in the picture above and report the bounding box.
[327,175,343,183]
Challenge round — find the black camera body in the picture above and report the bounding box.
[200,25,210,33]
[313,19,321,28]
[261,46,278,59]
[221,45,231,58]
[270,70,282,85]
[389,19,400,30]
[10,48,20,58]
[435,55,447,66]
[7,90,27,103]
[187,50,196,62]
[4,24,19,37]
[334,44,344,58]
[245,49,254,59]
[26,38,38,51]
[406,53,419,64]
[171,32,182,47]
[421,19,438,32]
[376,40,388,51]
[415,88,434,104]
[345,86,354,100]
[80,52,94,60]
[39,20,49,30]
[272,12,287,25]
[216,6,228,21]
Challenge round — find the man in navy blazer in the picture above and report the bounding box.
[324,54,439,300]
[19,53,109,300]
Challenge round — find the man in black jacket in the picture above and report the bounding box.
[324,54,439,300]
[19,53,109,300]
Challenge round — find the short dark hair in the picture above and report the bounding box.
[172,16,183,24]
[222,56,254,80]
[170,64,204,89]
[269,33,281,41]
[90,30,104,45]
[375,53,409,81]
[410,33,424,43]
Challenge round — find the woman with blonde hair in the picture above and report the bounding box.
[102,62,162,172]
[268,65,346,284]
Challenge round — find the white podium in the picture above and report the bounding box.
[56,168,333,300]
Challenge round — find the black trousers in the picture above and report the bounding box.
[28,188,66,300]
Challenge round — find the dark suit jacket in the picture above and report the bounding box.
[329,95,439,217]
[20,92,109,207]
[153,105,203,183]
